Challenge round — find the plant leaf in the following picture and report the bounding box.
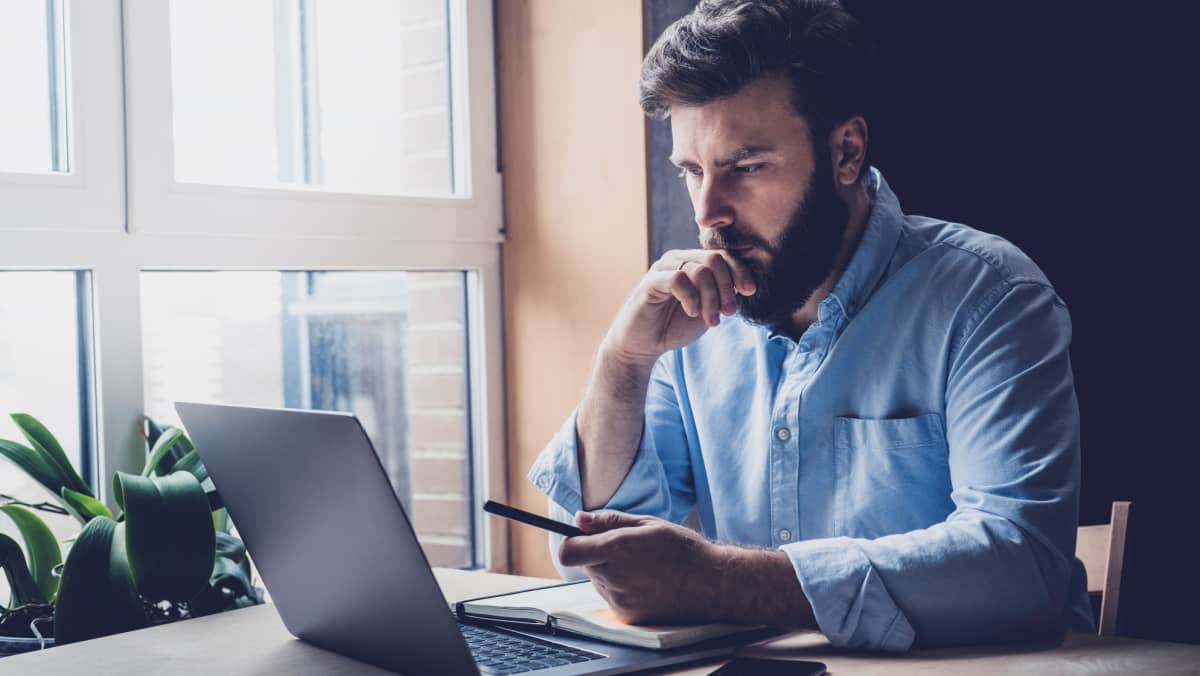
[114,471,215,601]
[210,555,253,598]
[0,440,67,501]
[144,415,166,449]
[0,505,62,603]
[53,517,146,644]
[141,428,185,477]
[169,448,209,485]
[142,422,194,477]
[188,554,262,618]
[214,531,245,562]
[10,413,92,497]
[212,507,230,534]
[0,532,46,607]
[206,489,224,512]
[61,487,115,523]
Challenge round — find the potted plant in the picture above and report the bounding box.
[0,414,262,656]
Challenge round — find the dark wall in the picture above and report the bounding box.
[645,0,704,258]
[644,0,1199,640]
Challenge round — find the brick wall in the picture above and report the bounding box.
[405,273,473,567]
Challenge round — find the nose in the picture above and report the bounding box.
[692,175,734,232]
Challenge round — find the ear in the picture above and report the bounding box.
[828,115,869,186]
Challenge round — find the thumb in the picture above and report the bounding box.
[576,510,643,534]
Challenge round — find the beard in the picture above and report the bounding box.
[700,158,849,334]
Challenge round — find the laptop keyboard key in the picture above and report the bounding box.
[460,623,604,673]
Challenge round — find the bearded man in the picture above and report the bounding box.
[527,0,1094,650]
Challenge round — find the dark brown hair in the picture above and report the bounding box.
[640,0,878,173]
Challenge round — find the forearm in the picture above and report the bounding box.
[576,345,655,510]
[715,545,815,628]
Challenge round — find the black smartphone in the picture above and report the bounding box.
[708,658,826,676]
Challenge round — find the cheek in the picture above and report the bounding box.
[740,182,798,241]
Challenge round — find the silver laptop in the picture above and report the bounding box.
[176,402,750,675]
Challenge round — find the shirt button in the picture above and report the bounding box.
[775,427,791,441]
[779,529,792,541]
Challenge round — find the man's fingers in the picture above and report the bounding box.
[687,266,721,326]
[700,253,737,314]
[713,250,757,297]
[650,249,757,300]
[558,534,611,567]
[665,270,701,318]
[576,509,644,534]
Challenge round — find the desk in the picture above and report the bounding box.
[3,568,1198,675]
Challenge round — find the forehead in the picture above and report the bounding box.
[669,74,814,163]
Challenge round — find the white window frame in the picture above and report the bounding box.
[0,0,124,231]
[0,0,509,572]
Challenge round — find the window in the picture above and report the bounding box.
[0,0,506,572]
[0,272,94,545]
[0,0,69,174]
[169,0,458,197]
[141,271,475,567]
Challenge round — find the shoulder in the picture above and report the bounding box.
[895,216,1055,290]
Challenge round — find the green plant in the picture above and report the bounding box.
[0,414,261,646]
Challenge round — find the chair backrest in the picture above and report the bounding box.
[1076,501,1131,636]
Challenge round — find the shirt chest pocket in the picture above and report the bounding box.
[834,413,954,538]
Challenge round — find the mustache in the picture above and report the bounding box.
[699,227,772,253]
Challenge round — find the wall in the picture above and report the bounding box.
[497,0,650,577]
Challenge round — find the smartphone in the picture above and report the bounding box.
[708,658,826,676]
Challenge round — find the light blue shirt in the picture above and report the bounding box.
[528,168,1094,651]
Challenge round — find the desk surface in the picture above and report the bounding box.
[3,568,1198,675]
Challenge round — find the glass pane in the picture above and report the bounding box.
[169,0,456,197]
[0,271,91,552]
[0,0,69,173]
[141,271,474,568]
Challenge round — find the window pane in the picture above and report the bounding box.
[140,271,474,568]
[0,0,69,173]
[169,0,456,197]
[0,271,91,549]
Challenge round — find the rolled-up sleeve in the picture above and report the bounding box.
[782,281,1083,650]
[527,353,696,577]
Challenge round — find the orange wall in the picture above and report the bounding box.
[497,0,649,577]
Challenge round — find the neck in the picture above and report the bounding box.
[784,180,873,339]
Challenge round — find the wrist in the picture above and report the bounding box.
[711,545,814,628]
[596,341,658,382]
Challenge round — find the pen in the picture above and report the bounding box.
[482,500,585,537]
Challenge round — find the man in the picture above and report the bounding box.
[527,0,1094,651]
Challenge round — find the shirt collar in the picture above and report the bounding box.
[816,166,905,324]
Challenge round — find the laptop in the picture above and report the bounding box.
[176,402,751,675]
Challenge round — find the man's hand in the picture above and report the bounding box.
[575,250,756,510]
[603,249,757,366]
[558,511,815,628]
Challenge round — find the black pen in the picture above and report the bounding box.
[483,500,585,537]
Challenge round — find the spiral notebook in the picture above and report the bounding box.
[453,580,760,651]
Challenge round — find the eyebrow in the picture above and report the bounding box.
[669,145,776,168]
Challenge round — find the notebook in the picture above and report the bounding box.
[454,580,761,650]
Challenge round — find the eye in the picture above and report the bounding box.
[677,166,702,179]
[734,163,765,174]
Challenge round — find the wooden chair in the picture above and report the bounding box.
[1076,501,1131,636]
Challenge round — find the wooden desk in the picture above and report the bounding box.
[3,569,1198,675]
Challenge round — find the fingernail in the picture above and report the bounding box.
[576,511,593,525]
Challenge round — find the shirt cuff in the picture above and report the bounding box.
[781,536,916,652]
[527,409,672,517]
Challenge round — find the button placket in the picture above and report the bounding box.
[769,348,804,547]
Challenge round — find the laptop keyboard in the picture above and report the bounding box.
[460,622,605,674]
